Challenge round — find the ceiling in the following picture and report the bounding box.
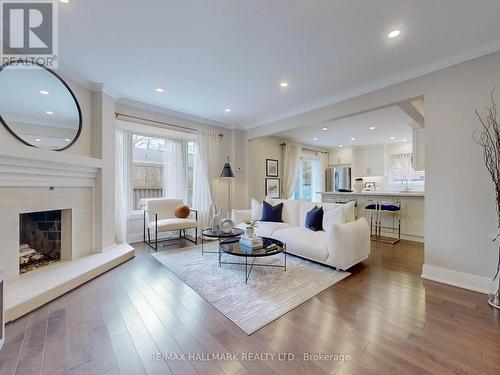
[58,0,500,129]
[275,106,414,148]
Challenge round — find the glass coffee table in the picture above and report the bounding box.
[201,228,244,255]
[219,237,286,283]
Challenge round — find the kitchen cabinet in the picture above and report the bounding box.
[329,147,352,165]
[354,146,385,177]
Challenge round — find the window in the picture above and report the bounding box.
[388,153,425,186]
[132,135,165,210]
[293,157,316,201]
[130,133,195,212]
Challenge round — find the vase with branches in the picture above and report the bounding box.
[474,90,500,309]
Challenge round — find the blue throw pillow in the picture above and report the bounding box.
[261,201,283,223]
[305,206,324,231]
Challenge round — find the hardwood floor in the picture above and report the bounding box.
[1,239,499,375]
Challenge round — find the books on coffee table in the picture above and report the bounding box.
[239,235,263,250]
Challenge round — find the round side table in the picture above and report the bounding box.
[201,228,244,255]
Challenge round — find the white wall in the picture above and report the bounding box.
[230,128,248,210]
[91,91,116,250]
[247,137,283,202]
[423,55,497,291]
[247,51,500,293]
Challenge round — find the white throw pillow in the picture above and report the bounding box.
[272,198,300,226]
[251,198,263,221]
[323,206,345,229]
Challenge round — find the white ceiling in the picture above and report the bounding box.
[275,106,413,148]
[58,0,500,129]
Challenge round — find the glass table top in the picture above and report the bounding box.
[202,228,244,238]
[219,237,285,257]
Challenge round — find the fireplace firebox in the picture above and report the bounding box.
[19,210,68,274]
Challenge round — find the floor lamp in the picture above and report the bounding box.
[219,156,235,218]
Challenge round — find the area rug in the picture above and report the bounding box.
[151,242,349,334]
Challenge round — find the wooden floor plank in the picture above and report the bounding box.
[66,322,91,372]
[0,316,29,375]
[41,296,67,375]
[111,333,146,375]
[14,305,49,375]
[2,238,500,375]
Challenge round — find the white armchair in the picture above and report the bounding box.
[143,198,198,251]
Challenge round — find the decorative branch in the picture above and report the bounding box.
[474,89,500,229]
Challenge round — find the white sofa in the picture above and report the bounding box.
[232,198,370,270]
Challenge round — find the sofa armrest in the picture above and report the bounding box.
[326,217,370,270]
[231,209,251,224]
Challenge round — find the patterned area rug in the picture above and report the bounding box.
[151,242,349,334]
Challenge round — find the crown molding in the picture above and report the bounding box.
[116,98,234,130]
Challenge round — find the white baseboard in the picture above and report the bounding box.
[421,264,492,294]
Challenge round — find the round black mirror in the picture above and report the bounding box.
[0,62,82,151]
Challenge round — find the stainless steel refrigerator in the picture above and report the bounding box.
[326,167,352,191]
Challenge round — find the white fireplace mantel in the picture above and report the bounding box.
[0,145,135,322]
[0,145,103,187]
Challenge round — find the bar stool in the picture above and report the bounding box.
[364,200,402,244]
[377,201,402,244]
[364,199,380,240]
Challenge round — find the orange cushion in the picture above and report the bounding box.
[174,204,191,218]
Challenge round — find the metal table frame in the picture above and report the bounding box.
[201,228,244,255]
[218,239,287,283]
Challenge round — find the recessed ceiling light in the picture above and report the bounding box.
[45,111,54,115]
[155,87,164,94]
[321,127,328,131]
[280,82,289,87]
[313,137,318,141]
[402,139,408,142]
[390,136,396,140]
[65,138,71,142]
[369,126,376,130]
[59,0,70,3]
[350,137,356,141]
[339,145,344,148]
[388,29,401,39]
[35,139,41,142]
[224,108,231,113]
[40,90,49,95]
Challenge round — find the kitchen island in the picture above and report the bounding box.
[319,191,424,242]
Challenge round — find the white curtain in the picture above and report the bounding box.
[196,130,221,205]
[311,151,328,202]
[115,130,128,244]
[282,143,303,199]
[163,139,187,202]
[193,142,212,230]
